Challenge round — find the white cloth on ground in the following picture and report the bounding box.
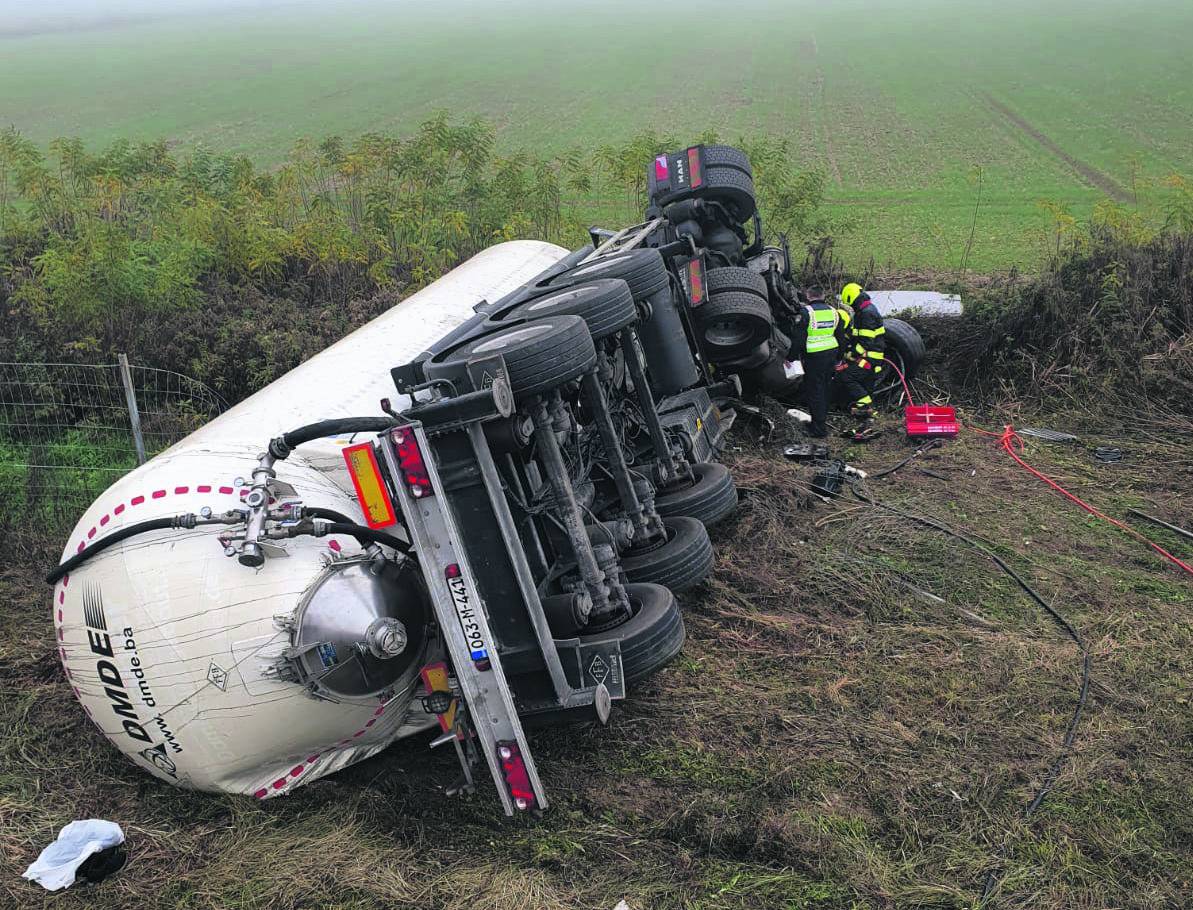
[22,819,124,891]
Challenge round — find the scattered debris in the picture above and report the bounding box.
[22,820,125,891]
[783,443,830,462]
[1093,446,1125,463]
[810,459,848,497]
[1018,427,1078,443]
[843,423,882,442]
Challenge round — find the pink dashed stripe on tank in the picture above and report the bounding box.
[252,705,390,798]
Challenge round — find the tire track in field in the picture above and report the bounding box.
[809,35,844,187]
[979,92,1131,202]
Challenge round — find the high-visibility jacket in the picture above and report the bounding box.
[804,301,840,353]
[835,306,853,351]
[847,297,886,369]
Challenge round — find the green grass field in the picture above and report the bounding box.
[4,0,1193,271]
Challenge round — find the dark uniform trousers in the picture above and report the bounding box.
[803,348,837,436]
[838,362,878,410]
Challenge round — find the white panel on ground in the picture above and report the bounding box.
[868,290,962,317]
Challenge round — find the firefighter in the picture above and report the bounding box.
[799,285,838,438]
[836,282,886,419]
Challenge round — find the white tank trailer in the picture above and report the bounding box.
[53,241,571,798]
[51,142,932,809]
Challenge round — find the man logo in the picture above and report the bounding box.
[139,742,178,779]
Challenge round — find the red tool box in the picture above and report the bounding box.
[904,404,959,438]
[886,360,959,438]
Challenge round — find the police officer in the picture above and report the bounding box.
[837,282,886,419]
[799,286,839,438]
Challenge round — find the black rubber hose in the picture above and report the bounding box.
[46,517,178,584]
[304,507,357,525]
[869,438,944,480]
[271,417,395,459]
[320,522,411,554]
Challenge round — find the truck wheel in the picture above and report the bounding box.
[618,516,713,592]
[546,249,670,301]
[701,144,753,176]
[870,317,926,401]
[696,290,773,361]
[705,265,767,298]
[501,280,637,340]
[654,462,738,527]
[425,315,595,399]
[882,317,926,379]
[698,164,757,222]
[581,582,685,683]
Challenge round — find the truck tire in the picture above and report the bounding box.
[425,315,595,399]
[698,165,757,222]
[653,462,738,527]
[546,249,670,301]
[701,144,753,177]
[705,265,768,298]
[881,317,926,380]
[501,280,637,340]
[618,516,714,592]
[696,290,774,361]
[581,582,685,683]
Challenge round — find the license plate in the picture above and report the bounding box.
[445,565,489,661]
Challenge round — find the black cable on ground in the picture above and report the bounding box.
[868,438,944,480]
[850,480,1091,905]
[46,516,186,584]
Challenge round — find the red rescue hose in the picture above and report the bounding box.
[990,424,1193,577]
[884,358,917,406]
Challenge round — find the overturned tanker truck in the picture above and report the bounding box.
[48,145,924,813]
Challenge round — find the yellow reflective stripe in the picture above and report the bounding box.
[856,395,873,405]
[855,327,885,338]
[867,350,885,360]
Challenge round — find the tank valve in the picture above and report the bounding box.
[363,617,408,659]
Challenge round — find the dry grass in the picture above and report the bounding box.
[1,408,1191,909]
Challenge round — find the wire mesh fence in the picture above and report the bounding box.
[0,359,226,545]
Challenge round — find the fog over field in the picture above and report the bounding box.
[3,0,1192,267]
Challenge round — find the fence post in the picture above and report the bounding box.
[117,353,147,466]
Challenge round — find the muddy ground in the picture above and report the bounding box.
[1,406,1190,909]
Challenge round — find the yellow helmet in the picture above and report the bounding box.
[840,282,863,307]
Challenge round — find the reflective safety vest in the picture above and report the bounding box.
[805,301,840,353]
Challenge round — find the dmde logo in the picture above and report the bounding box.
[81,586,184,765]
